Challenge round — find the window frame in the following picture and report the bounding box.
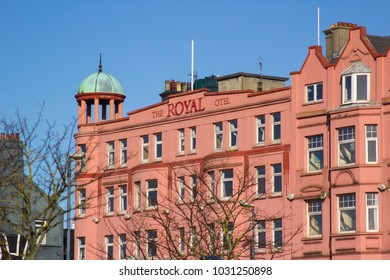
[306,82,323,103]
[79,189,86,216]
[365,124,378,164]
[34,220,47,245]
[190,175,198,200]
[214,122,223,150]
[366,192,379,232]
[106,235,114,260]
[222,222,234,251]
[146,229,157,258]
[134,181,141,210]
[108,141,115,168]
[78,237,86,260]
[338,126,355,166]
[208,171,215,200]
[256,165,266,196]
[338,194,356,233]
[342,73,370,105]
[256,220,266,252]
[120,139,127,166]
[190,126,197,152]
[179,227,185,253]
[229,119,238,149]
[221,169,234,199]
[272,219,283,250]
[272,164,282,194]
[141,135,149,163]
[307,135,324,172]
[272,112,281,142]
[106,186,114,214]
[79,144,87,172]
[256,115,265,145]
[178,128,185,155]
[146,179,158,208]
[118,234,127,260]
[119,185,127,213]
[307,200,322,237]
[178,176,185,202]
[154,132,162,160]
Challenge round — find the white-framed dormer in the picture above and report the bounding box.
[341,61,371,105]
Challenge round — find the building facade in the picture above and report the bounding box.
[73,22,390,260]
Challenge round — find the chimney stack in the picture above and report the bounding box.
[323,22,357,62]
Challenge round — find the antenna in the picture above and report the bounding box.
[258,57,263,92]
[191,40,194,91]
[317,6,320,46]
[98,53,103,73]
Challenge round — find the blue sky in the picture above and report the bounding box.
[1,0,390,133]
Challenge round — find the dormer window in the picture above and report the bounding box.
[341,62,371,105]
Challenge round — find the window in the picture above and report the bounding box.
[146,230,157,258]
[229,119,238,148]
[190,127,197,152]
[272,219,283,249]
[178,176,185,202]
[256,115,265,144]
[190,175,197,200]
[119,185,127,213]
[221,169,233,198]
[338,194,356,233]
[214,122,223,150]
[256,220,266,251]
[147,179,158,207]
[106,187,114,214]
[307,135,324,172]
[272,112,281,142]
[119,234,126,260]
[120,139,127,166]
[79,189,86,216]
[141,135,149,162]
[35,220,47,245]
[208,223,216,252]
[134,181,141,210]
[256,166,266,196]
[307,200,322,237]
[108,141,115,168]
[179,227,185,253]
[222,222,234,251]
[190,226,197,248]
[338,127,355,165]
[208,171,215,199]
[365,125,378,164]
[134,231,141,258]
[306,83,323,102]
[79,144,87,172]
[342,62,371,104]
[155,133,162,160]
[106,235,114,260]
[366,193,378,232]
[178,129,185,154]
[78,237,86,260]
[272,164,282,194]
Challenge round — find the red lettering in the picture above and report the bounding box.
[167,97,206,117]
[167,104,174,117]
[175,102,184,115]
[197,98,205,112]
[183,100,191,114]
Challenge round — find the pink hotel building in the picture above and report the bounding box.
[73,23,390,260]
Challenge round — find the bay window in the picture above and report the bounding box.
[341,62,371,105]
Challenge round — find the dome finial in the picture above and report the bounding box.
[98,53,103,73]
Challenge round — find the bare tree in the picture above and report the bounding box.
[0,106,97,260]
[94,159,303,260]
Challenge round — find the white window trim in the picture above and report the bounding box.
[190,175,197,200]
[154,133,162,161]
[146,230,157,258]
[272,219,282,250]
[256,220,266,252]
[221,169,234,199]
[147,180,158,208]
[307,135,324,172]
[338,127,355,166]
[108,141,115,168]
[78,237,86,260]
[119,185,127,213]
[306,82,323,103]
[208,171,215,200]
[256,166,266,196]
[272,112,281,143]
[214,122,223,150]
[79,189,86,216]
[120,139,127,166]
[338,194,356,233]
[272,164,282,194]
[134,181,141,210]
[178,176,185,202]
[141,135,149,163]
[118,234,127,260]
[229,119,238,149]
[307,200,322,237]
[342,73,371,105]
[106,187,114,214]
[35,220,47,245]
[366,193,379,232]
[134,231,141,259]
[365,125,378,164]
[178,128,185,155]
[106,235,114,260]
[256,115,265,145]
[190,127,197,152]
[179,227,185,253]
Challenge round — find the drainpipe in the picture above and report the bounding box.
[327,112,333,260]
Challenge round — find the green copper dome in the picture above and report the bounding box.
[77,71,125,95]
